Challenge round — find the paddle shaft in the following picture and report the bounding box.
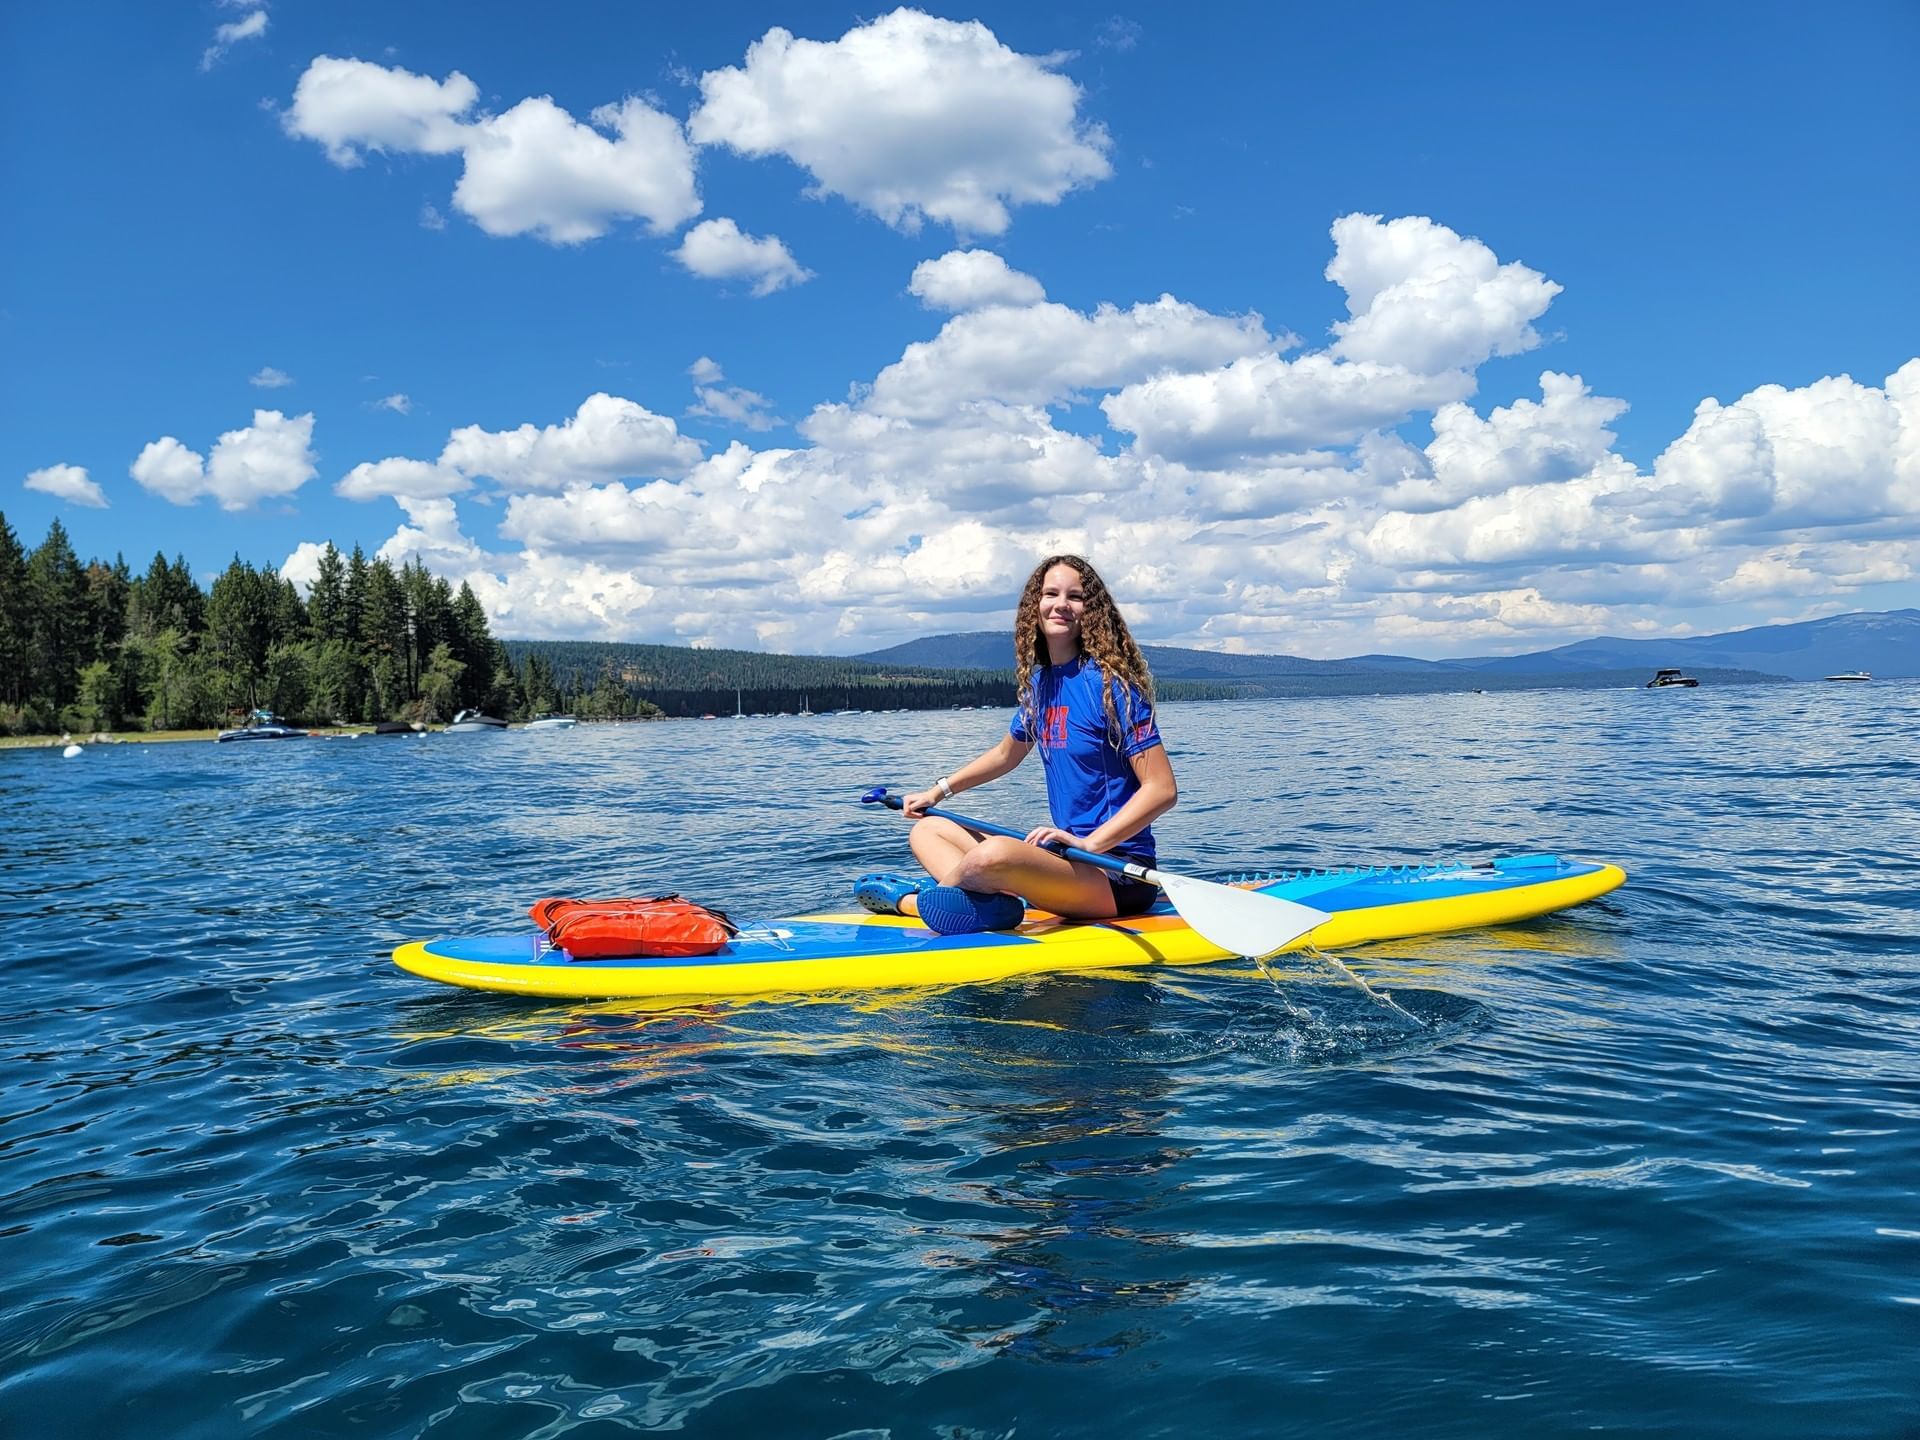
[868,790,1157,884]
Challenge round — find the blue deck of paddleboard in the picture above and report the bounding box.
[427,923,1030,969]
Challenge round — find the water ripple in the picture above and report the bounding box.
[4,685,1919,1436]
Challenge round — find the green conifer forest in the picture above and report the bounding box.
[0,512,531,734]
[0,512,1029,735]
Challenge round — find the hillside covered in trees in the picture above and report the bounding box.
[498,641,1251,717]
[499,639,1030,717]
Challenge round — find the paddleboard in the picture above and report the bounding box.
[393,853,1625,1000]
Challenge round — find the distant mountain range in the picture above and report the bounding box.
[856,609,1920,685]
[501,610,1913,716]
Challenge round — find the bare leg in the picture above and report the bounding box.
[907,815,978,886]
[903,822,1118,920]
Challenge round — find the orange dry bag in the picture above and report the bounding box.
[529,895,739,960]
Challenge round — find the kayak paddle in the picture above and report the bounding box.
[859,786,1329,959]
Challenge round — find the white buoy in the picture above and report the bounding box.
[62,744,83,758]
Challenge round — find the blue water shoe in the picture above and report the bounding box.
[855,872,929,915]
[917,885,1027,935]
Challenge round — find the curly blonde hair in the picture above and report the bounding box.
[1013,554,1155,748]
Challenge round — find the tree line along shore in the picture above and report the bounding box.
[0,513,1032,741]
[0,513,561,739]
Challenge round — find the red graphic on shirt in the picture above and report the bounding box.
[1132,720,1154,745]
[1042,705,1069,748]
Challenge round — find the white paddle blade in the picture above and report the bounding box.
[1155,872,1329,959]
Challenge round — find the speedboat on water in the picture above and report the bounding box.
[216,710,308,742]
[523,714,577,730]
[447,709,509,732]
[1645,668,1699,689]
[1823,671,1872,682]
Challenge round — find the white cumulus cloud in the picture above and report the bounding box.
[378,497,487,572]
[689,9,1112,235]
[1651,365,1919,533]
[24,463,107,508]
[672,217,811,295]
[336,457,467,502]
[279,540,329,595]
[283,56,476,166]
[440,393,702,491]
[283,58,698,243]
[909,249,1046,311]
[1105,352,1472,466]
[1327,213,1562,374]
[131,411,317,510]
[455,96,701,243]
[866,294,1272,421]
[337,395,704,503]
[1387,372,1628,512]
[129,437,207,506]
[250,366,293,388]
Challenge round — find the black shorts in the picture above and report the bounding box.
[1106,870,1160,918]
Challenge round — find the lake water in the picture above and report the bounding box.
[3,683,1917,1437]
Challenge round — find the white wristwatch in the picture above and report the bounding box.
[935,776,955,800]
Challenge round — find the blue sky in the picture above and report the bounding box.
[3,2,1916,657]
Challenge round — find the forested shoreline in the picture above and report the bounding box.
[0,512,593,736]
[0,513,1023,737]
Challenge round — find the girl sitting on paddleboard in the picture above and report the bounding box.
[858,554,1177,935]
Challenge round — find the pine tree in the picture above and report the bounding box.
[83,556,132,665]
[270,574,307,647]
[308,543,346,644]
[397,561,450,697]
[205,557,276,712]
[450,581,494,709]
[26,518,86,711]
[161,554,205,637]
[128,552,168,639]
[484,641,519,717]
[342,546,368,647]
[359,557,406,719]
[417,641,465,721]
[0,512,29,708]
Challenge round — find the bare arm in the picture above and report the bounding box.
[901,732,1034,816]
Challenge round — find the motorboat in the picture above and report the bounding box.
[216,709,308,742]
[446,709,509,732]
[523,714,577,730]
[1823,671,1872,682]
[1645,669,1699,689]
[371,720,422,735]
